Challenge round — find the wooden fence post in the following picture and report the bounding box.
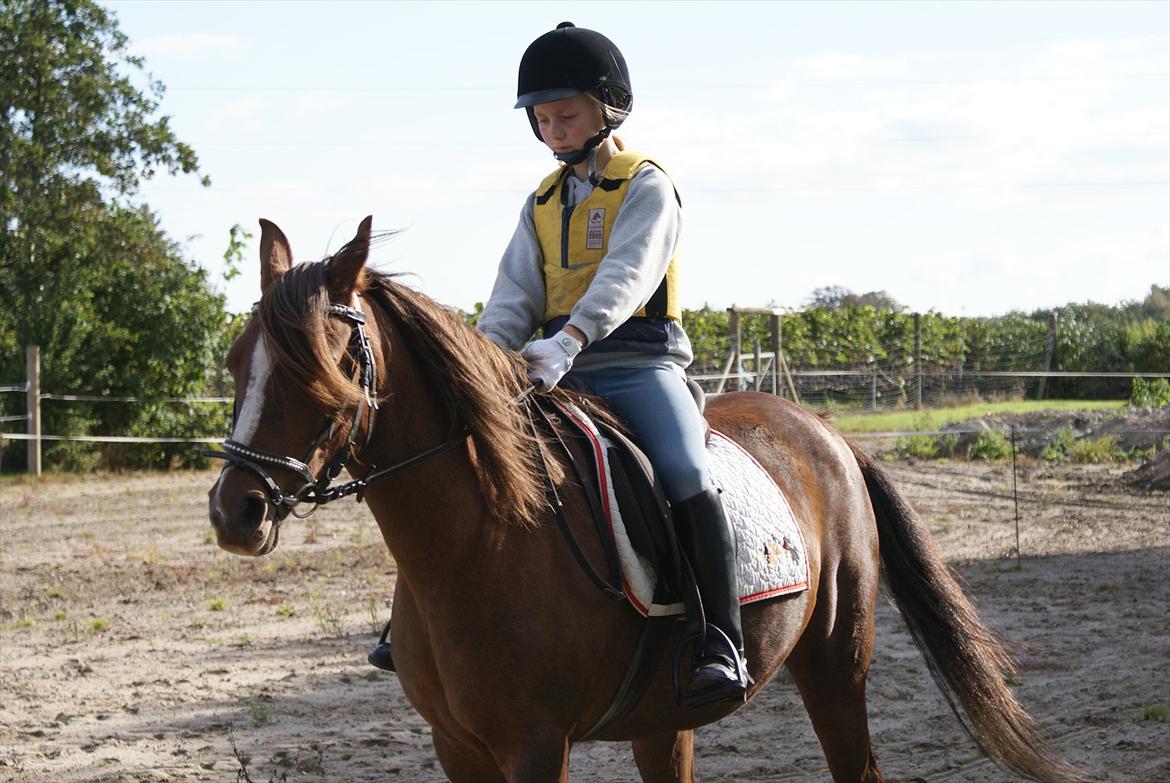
[753,338,763,390]
[913,313,923,410]
[730,309,743,391]
[26,345,41,476]
[1037,312,1057,399]
[769,314,781,396]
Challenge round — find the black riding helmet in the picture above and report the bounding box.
[516,22,632,165]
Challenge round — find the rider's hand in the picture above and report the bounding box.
[521,330,583,390]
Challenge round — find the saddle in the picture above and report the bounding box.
[532,388,809,731]
[531,393,702,732]
[533,393,698,612]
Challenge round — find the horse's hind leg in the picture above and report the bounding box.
[631,730,694,783]
[787,638,883,782]
[785,563,884,782]
[432,730,507,783]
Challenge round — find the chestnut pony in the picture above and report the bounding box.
[207,218,1079,783]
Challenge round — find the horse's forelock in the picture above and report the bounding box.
[256,261,366,416]
[254,263,554,527]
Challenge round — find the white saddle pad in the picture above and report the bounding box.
[557,402,810,618]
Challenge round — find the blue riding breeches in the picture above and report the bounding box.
[565,364,712,503]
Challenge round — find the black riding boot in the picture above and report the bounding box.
[673,487,748,704]
[367,619,395,672]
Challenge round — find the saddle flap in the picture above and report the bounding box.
[593,419,684,602]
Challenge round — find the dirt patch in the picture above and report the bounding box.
[1125,449,1170,492]
[1,461,1167,782]
[936,406,1170,459]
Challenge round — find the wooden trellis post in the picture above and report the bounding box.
[27,345,41,476]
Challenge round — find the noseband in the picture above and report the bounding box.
[205,299,469,521]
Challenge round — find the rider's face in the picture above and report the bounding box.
[532,95,605,155]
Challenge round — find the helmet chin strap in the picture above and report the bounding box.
[554,126,612,184]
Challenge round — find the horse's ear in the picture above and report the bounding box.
[326,215,373,299]
[258,218,293,293]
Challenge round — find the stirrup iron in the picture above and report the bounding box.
[367,619,395,672]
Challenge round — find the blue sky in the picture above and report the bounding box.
[107,0,1169,317]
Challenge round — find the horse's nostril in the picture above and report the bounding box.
[241,494,268,526]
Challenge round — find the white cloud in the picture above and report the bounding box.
[131,34,244,60]
[781,52,912,85]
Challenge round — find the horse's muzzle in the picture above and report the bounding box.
[208,473,279,556]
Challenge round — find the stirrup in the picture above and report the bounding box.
[672,626,750,708]
[367,619,395,672]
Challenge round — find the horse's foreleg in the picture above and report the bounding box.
[434,728,571,783]
[631,730,694,783]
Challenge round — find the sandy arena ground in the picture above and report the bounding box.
[1,456,1167,782]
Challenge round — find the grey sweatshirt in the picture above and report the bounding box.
[477,165,693,371]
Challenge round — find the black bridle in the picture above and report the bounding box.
[204,299,469,521]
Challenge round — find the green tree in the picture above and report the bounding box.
[1,0,223,470]
[806,286,903,312]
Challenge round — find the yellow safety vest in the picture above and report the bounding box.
[533,151,681,326]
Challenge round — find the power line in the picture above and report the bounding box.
[141,180,1170,195]
[185,130,1170,149]
[166,73,1170,93]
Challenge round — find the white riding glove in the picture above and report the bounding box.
[521,330,583,390]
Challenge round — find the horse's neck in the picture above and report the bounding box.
[358,313,500,582]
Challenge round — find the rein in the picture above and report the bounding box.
[204,299,469,521]
[205,292,622,606]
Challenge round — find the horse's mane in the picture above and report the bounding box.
[257,258,564,528]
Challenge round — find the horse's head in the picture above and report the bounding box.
[207,216,380,556]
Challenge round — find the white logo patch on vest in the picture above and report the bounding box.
[586,208,605,249]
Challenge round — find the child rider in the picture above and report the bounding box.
[476,22,749,703]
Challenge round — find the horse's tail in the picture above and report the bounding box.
[849,443,1086,783]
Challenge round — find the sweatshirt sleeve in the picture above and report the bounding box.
[476,196,546,351]
[566,166,682,345]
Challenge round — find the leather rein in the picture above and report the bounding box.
[203,295,620,607]
[203,299,469,521]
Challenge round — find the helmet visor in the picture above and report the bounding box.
[514,86,585,109]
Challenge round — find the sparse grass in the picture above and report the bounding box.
[0,617,37,631]
[45,585,64,599]
[245,696,274,728]
[831,399,1126,434]
[208,598,227,612]
[275,600,295,618]
[53,610,67,621]
[893,433,940,459]
[136,537,163,565]
[309,591,346,638]
[366,596,380,634]
[1042,426,1077,461]
[1141,703,1168,722]
[1068,435,1121,463]
[967,430,1013,461]
[88,617,108,634]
